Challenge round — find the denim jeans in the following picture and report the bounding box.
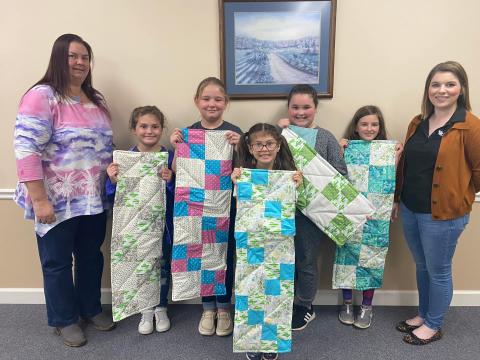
[36,212,107,327]
[400,202,469,330]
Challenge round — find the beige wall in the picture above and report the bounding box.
[1,0,479,291]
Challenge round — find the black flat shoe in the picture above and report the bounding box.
[403,329,442,345]
[395,320,421,333]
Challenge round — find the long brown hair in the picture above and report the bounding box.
[421,61,471,118]
[344,105,387,140]
[31,33,109,114]
[237,123,297,171]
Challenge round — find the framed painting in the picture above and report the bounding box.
[219,0,337,99]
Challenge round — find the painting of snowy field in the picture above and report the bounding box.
[234,12,321,85]
[220,0,336,99]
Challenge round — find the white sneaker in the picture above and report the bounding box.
[216,311,233,336]
[155,307,171,332]
[198,310,216,336]
[138,309,154,335]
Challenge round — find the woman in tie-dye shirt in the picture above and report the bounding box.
[13,34,115,347]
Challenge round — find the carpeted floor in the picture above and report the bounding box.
[0,304,478,360]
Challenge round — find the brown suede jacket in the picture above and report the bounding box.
[395,111,480,220]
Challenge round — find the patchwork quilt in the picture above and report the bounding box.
[111,150,168,322]
[233,169,296,354]
[171,129,233,301]
[282,127,375,246]
[333,140,397,290]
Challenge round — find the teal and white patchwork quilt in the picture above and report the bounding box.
[233,169,296,354]
[110,151,168,321]
[282,127,375,245]
[333,140,397,290]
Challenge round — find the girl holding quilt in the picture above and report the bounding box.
[277,84,347,331]
[232,123,301,360]
[333,105,403,329]
[169,77,241,337]
[106,105,174,335]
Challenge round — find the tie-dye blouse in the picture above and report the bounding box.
[14,85,113,236]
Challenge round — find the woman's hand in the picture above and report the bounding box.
[293,171,303,188]
[391,202,400,222]
[338,138,348,156]
[33,198,56,224]
[159,167,173,182]
[231,167,242,184]
[170,128,183,149]
[107,163,119,184]
[277,118,291,128]
[226,131,241,145]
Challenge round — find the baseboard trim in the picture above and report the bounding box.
[1,288,479,306]
[0,189,14,200]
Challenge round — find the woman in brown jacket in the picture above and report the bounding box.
[393,61,480,345]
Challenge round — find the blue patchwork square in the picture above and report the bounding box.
[181,128,189,143]
[189,188,205,202]
[237,182,253,200]
[174,201,188,217]
[172,245,187,260]
[278,339,292,353]
[202,217,217,230]
[214,283,226,295]
[220,176,232,190]
[247,310,264,325]
[201,270,215,284]
[279,263,295,280]
[264,201,282,218]
[368,165,396,193]
[187,258,201,271]
[235,232,248,248]
[205,160,221,175]
[265,279,281,296]
[190,144,205,159]
[235,295,248,311]
[345,141,370,165]
[216,230,228,243]
[281,219,295,236]
[247,248,264,264]
[261,323,277,341]
[251,170,269,185]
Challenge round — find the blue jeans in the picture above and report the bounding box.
[36,212,107,327]
[400,203,469,330]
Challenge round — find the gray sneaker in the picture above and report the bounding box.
[55,323,87,347]
[353,305,373,329]
[338,302,354,325]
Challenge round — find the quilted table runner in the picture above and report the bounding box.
[171,129,233,301]
[111,150,168,322]
[333,140,397,290]
[282,127,375,245]
[233,169,296,354]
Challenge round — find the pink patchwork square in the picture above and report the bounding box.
[187,244,203,258]
[177,143,190,158]
[202,230,216,244]
[188,130,205,144]
[216,217,230,231]
[201,284,215,296]
[175,187,190,201]
[205,175,220,190]
[215,270,226,283]
[171,260,187,272]
[188,202,204,216]
[220,160,233,176]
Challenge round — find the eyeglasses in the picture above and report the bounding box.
[250,141,278,151]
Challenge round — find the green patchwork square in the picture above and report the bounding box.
[252,184,267,201]
[321,175,359,210]
[287,137,316,169]
[280,280,294,297]
[236,248,248,264]
[296,177,320,210]
[263,218,281,234]
[324,214,355,245]
[248,291,267,310]
[264,263,280,279]
[280,201,295,219]
[248,232,266,248]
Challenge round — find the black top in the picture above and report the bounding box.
[189,120,242,135]
[401,107,466,213]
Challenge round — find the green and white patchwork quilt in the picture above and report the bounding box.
[233,169,296,354]
[282,127,375,245]
[111,150,168,322]
[333,140,397,290]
